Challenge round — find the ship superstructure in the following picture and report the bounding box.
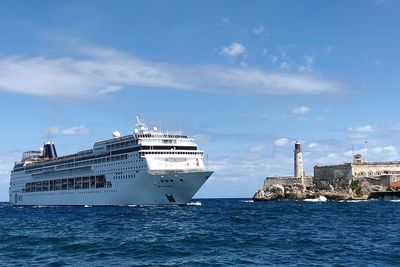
[9,117,213,205]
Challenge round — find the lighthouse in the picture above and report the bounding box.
[294,141,304,181]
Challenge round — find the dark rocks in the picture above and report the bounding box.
[253,184,285,201]
[252,179,386,201]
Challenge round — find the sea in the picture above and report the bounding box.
[0,199,399,266]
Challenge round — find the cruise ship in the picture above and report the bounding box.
[9,117,213,206]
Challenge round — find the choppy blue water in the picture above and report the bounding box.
[1,199,400,266]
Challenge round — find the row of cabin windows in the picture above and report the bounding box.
[134,134,188,139]
[22,175,112,193]
[56,155,128,170]
[139,151,203,156]
[26,155,128,174]
[162,139,176,144]
[107,140,138,150]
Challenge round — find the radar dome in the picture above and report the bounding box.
[112,131,121,138]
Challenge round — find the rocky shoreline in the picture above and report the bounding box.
[253,181,386,201]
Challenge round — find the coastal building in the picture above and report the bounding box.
[314,154,400,189]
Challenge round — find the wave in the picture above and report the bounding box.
[390,199,400,202]
[304,196,327,202]
[240,200,254,203]
[187,201,202,206]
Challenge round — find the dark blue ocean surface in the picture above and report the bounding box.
[0,199,400,266]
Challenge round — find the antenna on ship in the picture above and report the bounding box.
[46,131,50,143]
[135,116,149,134]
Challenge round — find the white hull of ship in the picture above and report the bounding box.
[11,171,212,206]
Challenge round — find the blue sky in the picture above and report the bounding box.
[0,0,399,200]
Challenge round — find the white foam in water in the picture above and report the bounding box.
[241,200,254,203]
[390,199,400,202]
[187,201,202,206]
[84,205,92,208]
[304,196,327,202]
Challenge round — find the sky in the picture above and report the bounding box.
[0,0,400,200]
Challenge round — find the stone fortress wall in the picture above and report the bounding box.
[264,176,313,189]
[314,155,400,189]
[313,163,352,189]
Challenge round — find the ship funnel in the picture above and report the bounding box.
[43,142,57,159]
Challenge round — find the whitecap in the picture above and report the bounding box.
[304,196,327,202]
[241,200,254,203]
[187,201,202,206]
[390,199,400,202]
[84,205,92,208]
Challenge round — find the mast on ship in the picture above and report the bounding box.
[134,116,149,134]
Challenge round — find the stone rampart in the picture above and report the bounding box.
[264,176,313,189]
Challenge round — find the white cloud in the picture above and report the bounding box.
[348,125,377,134]
[298,55,315,73]
[47,125,88,136]
[199,151,294,198]
[98,85,123,95]
[347,124,378,139]
[308,143,319,149]
[252,25,265,34]
[279,62,290,70]
[0,150,20,182]
[347,124,379,139]
[192,134,211,143]
[293,106,310,115]
[372,146,397,155]
[0,42,345,97]
[220,42,246,57]
[384,146,396,152]
[275,137,289,146]
[344,145,398,162]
